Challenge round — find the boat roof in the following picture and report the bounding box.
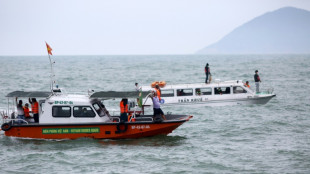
[6,91,52,98]
[90,91,149,99]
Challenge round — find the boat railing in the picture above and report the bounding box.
[2,118,29,125]
[1,111,9,124]
[129,105,154,122]
[257,87,274,94]
[111,116,153,123]
[134,117,153,122]
[142,80,246,89]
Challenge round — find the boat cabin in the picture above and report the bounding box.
[142,80,253,104]
[40,94,112,124]
[141,80,275,106]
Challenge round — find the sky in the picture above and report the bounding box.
[0,0,309,55]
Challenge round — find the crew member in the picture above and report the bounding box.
[120,98,128,122]
[135,82,140,91]
[155,84,161,101]
[244,81,250,88]
[150,91,166,120]
[254,70,261,93]
[29,98,39,123]
[24,103,31,121]
[16,97,25,124]
[205,63,211,84]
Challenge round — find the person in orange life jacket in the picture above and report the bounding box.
[23,103,31,122]
[155,84,162,102]
[16,97,25,124]
[244,81,250,88]
[29,98,39,123]
[150,91,166,120]
[120,98,128,123]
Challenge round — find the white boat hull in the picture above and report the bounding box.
[141,81,276,107]
[144,94,276,107]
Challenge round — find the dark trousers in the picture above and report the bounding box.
[205,74,209,83]
[120,113,128,123]
[33,113,39,123]
[153,108,164,116]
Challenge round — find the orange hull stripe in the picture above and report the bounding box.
[4,122,184,139]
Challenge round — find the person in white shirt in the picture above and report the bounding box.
[16,97,25,124]
[135,82,140,91]
[150,91,166,120]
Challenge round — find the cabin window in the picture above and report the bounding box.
[52,106,71,117]
[214,87,231,95]
[177,89,193,96]
[196,88,212,96]
[233,86,247,94]
[161,89,174,97]
[73,106,96,117]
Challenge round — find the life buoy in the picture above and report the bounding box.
[151,81,167,88]
[158,81,166,88]
[115,122,128,134]
[151,81,159,88]
[127,114,136,122]
[1,123,12,131]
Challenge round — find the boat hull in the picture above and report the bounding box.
[3,119,190,139]
[157,94,276,107]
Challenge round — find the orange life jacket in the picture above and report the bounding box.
[155,88,161,100]
[120,101,128,113]
[24,107,30,117]
[245,84,250,88]
[31,102,39,114]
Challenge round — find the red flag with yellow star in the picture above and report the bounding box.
[46,42,53,55]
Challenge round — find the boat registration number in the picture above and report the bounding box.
[131,125,150,129]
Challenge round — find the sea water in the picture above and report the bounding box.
[0,55,309,173]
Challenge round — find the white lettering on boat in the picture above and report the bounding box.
[131,125,150,129]
[178,98,203,103]
[54,101,74,105]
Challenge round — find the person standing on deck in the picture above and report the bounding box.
[205,63,211,84]
[120,98,128,123]
[24,103,31,122]
[16,97,25,124]
[155,84,162,101]
[135,82,140,91]
[29,98,39,123]
[254,70,261,93]
[150,91,166,120]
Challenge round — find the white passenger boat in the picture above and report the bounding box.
[141,80,276,106]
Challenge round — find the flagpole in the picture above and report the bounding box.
[47,53,54,92]
[46,42,55,92]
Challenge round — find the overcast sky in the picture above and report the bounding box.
[0,0,309,55]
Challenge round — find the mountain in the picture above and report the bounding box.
[197,7,310,54]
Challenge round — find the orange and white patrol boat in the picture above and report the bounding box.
[0,90,192,139]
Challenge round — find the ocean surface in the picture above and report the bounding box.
[0,55,309,174]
